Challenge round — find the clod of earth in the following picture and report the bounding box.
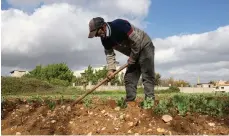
[162,115,173,123]
[114,128,119,130]
[115,107,120,111]
[157,128,166,133]
[101,110,105,114]
[67,106,71,111]
[128,122,134,127]
[128,130,132,133]
[101,127,106,131]
[208,122,215,127]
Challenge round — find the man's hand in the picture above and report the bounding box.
[128,57,135,65]
[107,70,116,80]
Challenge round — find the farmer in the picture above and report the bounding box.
[88,17,155,103]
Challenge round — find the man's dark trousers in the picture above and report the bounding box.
[124,41,155,101]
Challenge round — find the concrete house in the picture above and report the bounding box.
[214,80,229,93]
[214,84,229,93]
[196,83,213,88]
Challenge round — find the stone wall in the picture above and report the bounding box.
[73,83,215,93]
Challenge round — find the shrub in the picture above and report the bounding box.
[1,76,54,95]
[169,86,180,92]
[49,78,70,87]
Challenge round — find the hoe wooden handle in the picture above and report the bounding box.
[72,63,128,106]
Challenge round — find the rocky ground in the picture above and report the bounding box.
[1,98,229,135]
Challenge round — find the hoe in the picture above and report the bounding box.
[72,63,128,106]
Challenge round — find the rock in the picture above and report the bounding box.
[147,129,152,132]
[114,128,119,130]
[108,114,114,118]
[89,112,93,115]
[149,123,152,126]
[101,127,106,130]
[16,132,21,135]
[169,131,172,135]
[95,121,99,124]
[115,107,120,111]
[125,114,130,120]
[69,121,73,124]
[67,106,71,111]
[128,130,132,133]
[80,107,84,110]
[120,114,125,120]
[101,110,106,114]
[25,105,29,108]
[104,113,109,116]
[51,120,56,123]
[166,122,171,125]
[128,122,134,127]
[87,132,92,135]
[208,122,215,127]
[135,133,139,135]
[157,128,165,133]
[162,115,173,123]
[61,105,66,109]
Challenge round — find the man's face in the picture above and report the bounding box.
[95,25,106,38]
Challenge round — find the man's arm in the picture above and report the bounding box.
[101,38,116,70]
[104,48,116,70]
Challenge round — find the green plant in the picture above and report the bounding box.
[172,95,190,115]
[49,78,70,87]
[169,86,180,93]
[154,99,170,114]
[45,100,56,110]
[83,97,92,108]
[140,97,154,109]
[60,95,64,105]
[31,95,43,103]
[116,97,127,109]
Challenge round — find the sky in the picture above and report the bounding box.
[1,0,229,84]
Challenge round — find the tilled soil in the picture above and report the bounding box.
[1,98,229,135]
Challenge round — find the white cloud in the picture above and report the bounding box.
[1,1,150,73]
[154,25,229,83]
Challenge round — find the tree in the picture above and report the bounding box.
[209,80,216,86]
[24,63,74,86]
[155,73,161,86]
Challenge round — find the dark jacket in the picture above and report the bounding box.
[101,19,152,70]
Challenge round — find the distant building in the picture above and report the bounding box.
[196,83,213,88]
[214,80,229,93]
[10,70,29,77]
[214,84,229,93]
[73,63,127,79]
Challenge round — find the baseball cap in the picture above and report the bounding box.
[88,17,105,38]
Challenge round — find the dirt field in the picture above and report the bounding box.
[1,98,229,135]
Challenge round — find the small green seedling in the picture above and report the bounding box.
[117,97,127,109]
[141,97,154,109]
[83,97,92,108]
